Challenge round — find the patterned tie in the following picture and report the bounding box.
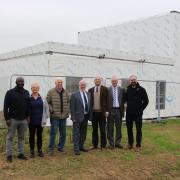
[83,91,88,113]
[113,87,116,107]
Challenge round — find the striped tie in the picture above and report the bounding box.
[113,87,116,107]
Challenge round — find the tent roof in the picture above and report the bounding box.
[0,41,173,66]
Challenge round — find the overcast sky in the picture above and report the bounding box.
[0,0,180,53]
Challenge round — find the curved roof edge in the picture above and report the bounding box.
[0,41,174,66]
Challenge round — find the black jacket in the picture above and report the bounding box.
[3,87,30,121]
[125,83,149,115]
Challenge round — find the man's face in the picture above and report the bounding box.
[79,82,86,91]
[111,79,118,87]
[55,79,63,90]
[129,78,137,87]
[94,77,101,86]
[16,78,24,88]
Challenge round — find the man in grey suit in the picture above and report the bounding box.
[70,80,92,155]
[107,76,125,149]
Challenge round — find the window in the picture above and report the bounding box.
[66,77,82,95]
[156,81,166,109]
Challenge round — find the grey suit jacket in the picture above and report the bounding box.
[70,91,92,122]
[108,86,125,117]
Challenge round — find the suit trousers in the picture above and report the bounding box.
[107,109,122,146]
[92,112,107,148]
[73,115,88,152]
[29,125,43,152]
[126,114,142,147]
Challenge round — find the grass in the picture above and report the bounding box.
[0,119,179,180]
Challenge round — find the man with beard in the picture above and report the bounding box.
[4,77,30,162]
[125,75,149,151]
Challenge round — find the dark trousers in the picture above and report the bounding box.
[107,109,122,146]
[126,114,142,147]
[73,115,88,152]
[29,125,43,152]
[92,112,107,148]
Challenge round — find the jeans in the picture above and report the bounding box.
[49,118,67,151]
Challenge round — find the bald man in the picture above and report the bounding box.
[4,77,30,162]
[125,75,149,151]
[88,76,109,149]
[70,80,92,155]
[107,76,125,149]
[46,78,69,154]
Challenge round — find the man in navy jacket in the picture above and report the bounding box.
[70,80,92,155]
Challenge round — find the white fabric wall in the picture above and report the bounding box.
[78,13,179,60]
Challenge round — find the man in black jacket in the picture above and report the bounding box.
[4,77,30,162]
[125,75,149,151]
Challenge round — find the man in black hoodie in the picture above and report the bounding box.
[125,75,149,151]
[4,77,30,162]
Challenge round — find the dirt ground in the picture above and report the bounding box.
[0,149,179,180]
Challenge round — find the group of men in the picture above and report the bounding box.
[3,74,149,162]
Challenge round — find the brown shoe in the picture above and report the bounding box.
[125,144,133,150]
[108,145,115,149]
[135,146,141,152]
[89,146,98,150]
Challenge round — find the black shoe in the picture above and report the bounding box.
[38,151,44,157]
[115,144,123,149]
[30,153,35,158]
[80,148,88,152]
[17,154,28,160]
[74,151,80,155]
[30,150,35,158]
[6,155,13,163]
[58,148,64,152]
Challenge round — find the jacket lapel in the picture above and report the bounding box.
[78,91,84,108]
[118,86,122,103]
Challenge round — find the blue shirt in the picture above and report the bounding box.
[30,96,43,126]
